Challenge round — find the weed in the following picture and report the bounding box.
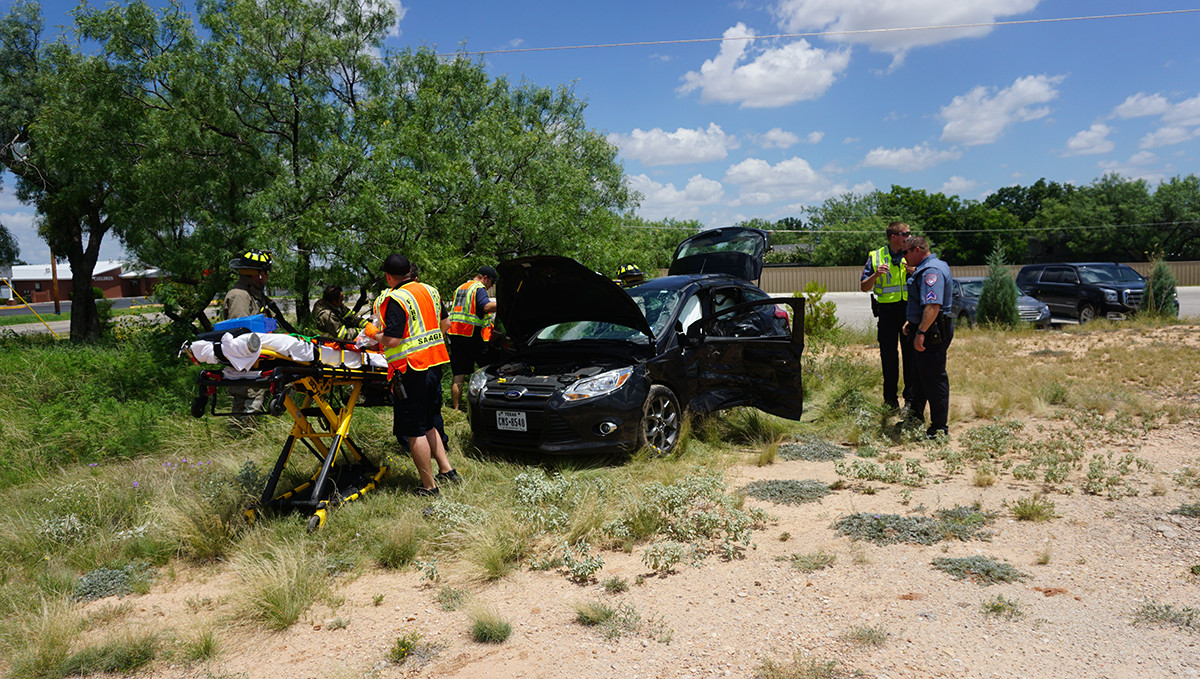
[972,465,997,487]
[232,539,331,631]
[468,606,512,643]
[755,651,843,679]
[73,562,153,602]
[843,623,888,647]
[60,629,159,676]
[777,437,847,462]
[602,576,629,594]
[961,421,1024,460]
[182,625,220,664]
[436,586,470,611]
[981,595,1023,620]
[642,540,689,574]
[932,556,1027,585]
[388,629,424,664]
[779,531,791,541]
[741,479,831,505]
[561,540,605,582]
[414,560,440,583]
[833,506,993,545]
[327,617,349,630]
[1170,503,1200,518]
[778,551,837,573]
[373,594,385,606]
[834,457,928,487]
[574,599,617,626]
[375,522,424,570]
[1132,600,1200,634]
[1009,495,1057,522]
[1035,549,1052,565]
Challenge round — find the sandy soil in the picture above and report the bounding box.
[88,329,1200,679]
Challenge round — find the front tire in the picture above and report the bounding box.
[1078,303,1097,323]
[638,385,681,455]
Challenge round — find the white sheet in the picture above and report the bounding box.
[184,332,387,371]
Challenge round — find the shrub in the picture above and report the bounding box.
[932,556,1027,585]
[777,436,847,462]
[779,551,837,572]
[1143,251,1178,317]
[798,281,838,338]
[1009,495,1057,522]
[975,245,1020,327]
[741,479,830,505]
[981,594,1023,620]
[834,506,993,546]
[1134,599,1200,633]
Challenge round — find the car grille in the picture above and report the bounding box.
[1018,308,1041,321]
[1123,289,1143,308]
[482,384,556,401]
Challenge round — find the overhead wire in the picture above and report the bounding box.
[440,9,1200,58]
[619,220,1200,234]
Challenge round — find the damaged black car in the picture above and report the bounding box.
[467,227,804,456]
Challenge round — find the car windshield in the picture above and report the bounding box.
[529,289,683,345]
[1113,265,1144,282]
[675,231,762,260]
[959,280,984,297]
[1077,267,1118,284]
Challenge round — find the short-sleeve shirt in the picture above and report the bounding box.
[861,248,905,282]
[905,254,954,323]
[382,283,449,339]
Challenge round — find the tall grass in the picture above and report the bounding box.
[232,537,331,630]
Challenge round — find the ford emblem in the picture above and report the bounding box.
[504,388,526,400]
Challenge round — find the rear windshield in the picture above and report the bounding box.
[675,230,763,260]
[959,280,984,297]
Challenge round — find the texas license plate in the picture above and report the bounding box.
[496,410,527,432]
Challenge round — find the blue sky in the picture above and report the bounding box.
[4,0,1200,265]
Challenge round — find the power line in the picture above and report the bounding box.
[440,9,1200,58]
[620,220,1200,235]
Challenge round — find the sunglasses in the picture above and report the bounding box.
[892,231,911,237]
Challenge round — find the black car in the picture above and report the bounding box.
[951,277,1051,329]
[1015,262,1146,323]
[467,227,804,456]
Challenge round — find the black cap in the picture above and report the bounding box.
[478,265,499,281]
[382,254,411,276]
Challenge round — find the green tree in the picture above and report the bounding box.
[0,0,146,341]
[1143,250,1178,317]
[975,245,1019,328]
[0,221,18,264]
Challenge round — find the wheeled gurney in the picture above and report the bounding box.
[182,331,392,531]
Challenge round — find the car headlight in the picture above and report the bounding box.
[468,370,487,398]
[1102,288,1118,303]
[564,368,633,401]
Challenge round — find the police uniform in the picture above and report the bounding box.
[862,246,916,410]
[905,252,955,437]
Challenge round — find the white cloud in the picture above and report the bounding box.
[649,53,673,63]
[722,156,844,204]
[1164,94,1200,127]
[627,174,725,220]
[939,176,980,196]
[1062,123,1114,156]
[773,0,1039,61]
[1112,92,1170,119]
[1139,126,1198,149]
[806,131,824,144]
[861,143,961,171]
[758,128,801,149]
[608,124,737,167]
[678,23,851,108]
[1,208,40,262]
[940,74,1063,145]
[1128,151,1158,165]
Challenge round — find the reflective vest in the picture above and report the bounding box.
[870,246,907,303]
[447,279,487,337]
[373,282,450,376]
[481,311,495,342]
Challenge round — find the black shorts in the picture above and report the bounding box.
[393,367,443,439]
[448,333,485,376]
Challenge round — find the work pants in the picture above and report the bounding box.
[877,301,915,409]
[908,318,954,436]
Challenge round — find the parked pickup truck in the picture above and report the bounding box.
[1014,262,1145,323]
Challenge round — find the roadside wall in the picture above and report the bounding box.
[755,260,1200,295]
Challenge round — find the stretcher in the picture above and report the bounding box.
[182,330,391,531]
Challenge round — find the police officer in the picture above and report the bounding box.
[901,235,954,439]
[374,254,460,496]
[860,222,916,411]
[224,250,275,419]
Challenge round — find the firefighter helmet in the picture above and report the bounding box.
[230,249,273,272]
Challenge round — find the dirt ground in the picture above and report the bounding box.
[93,328,1200,679]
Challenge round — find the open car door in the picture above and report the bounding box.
[682,297,804,420]
[667,227,769,283]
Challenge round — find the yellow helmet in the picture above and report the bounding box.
[230,249,273,272]
[616,263,645,280]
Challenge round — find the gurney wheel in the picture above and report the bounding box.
[269,389,289,417]
[191,395,208,419]
[306,514,323,533]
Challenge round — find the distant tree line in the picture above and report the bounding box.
[755,175,1200,267]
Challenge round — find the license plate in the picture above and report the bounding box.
[496,410,527,432]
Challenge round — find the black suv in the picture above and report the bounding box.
[1015,262,1144,323]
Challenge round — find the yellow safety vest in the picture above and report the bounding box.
[447,279,487,337]
[870,246,907,303]
[373,283,450,376]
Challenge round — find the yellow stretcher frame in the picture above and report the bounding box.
[194,346,391,531]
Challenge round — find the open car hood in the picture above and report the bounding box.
[496,256,655,346]
[667,226,768,281]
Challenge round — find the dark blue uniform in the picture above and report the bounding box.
[905,254,954,437]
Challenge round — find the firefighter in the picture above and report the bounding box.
[312,285,366,340]
[224,249,274,420]
[373,254,460,495]
[446,265,498,411]
[614,263,646,288]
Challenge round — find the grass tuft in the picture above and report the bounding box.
[232,538,330,631]
[468,605,512,643]
[843,623,888,647]
[778,551,837,573]
[1009,495,1057,522]
[755,651,843,679]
